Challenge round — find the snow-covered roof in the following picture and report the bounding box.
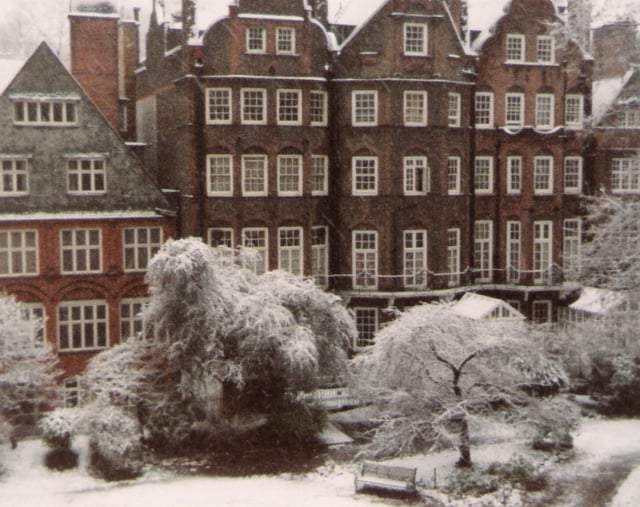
[0,58,23,95]
[569,287,624,315]
[451,293,525,320]
[592,70,635,124]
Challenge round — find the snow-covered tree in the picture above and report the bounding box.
[0,295,59,443]
[353,302,572,467]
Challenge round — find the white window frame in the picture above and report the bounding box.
[475,92,494,128]
[278,227,303,276]
[58,300,108,351]
[505,93,525,128]
[403,91,428,126]
[535,93,555,130]
[536,35,555,63]
[403,23,428,56]
[276,26,296,55]
[277,89,302,126]
[353,230,378,290]
[277,154,302,196]
[506,34,525,63]
[241,88,267,125]
[354,307,378,348]
[474,156,494,195]
[447,156,461,195]
[241,154,268,196]
[533,221,553,284]
[403,229,428,289]
[0,157,29,196]
[311,155,329,196]
[532,300,552,323]
[352,156,378,196]
[206,88,232,125]
[312,226,329,288]
[310,91,328,126]
[66,157,107,195]
[447,228,461,286]
[563,218,581,273]
[506,221,521,283]
[565,95,584,129]
[206,154,233,196]
[474,220,493,283]
[404,156,429,195]
[448,92,461,127]
[0,230,38,276]
[507,156,522,195]
[120,297,148,342]
[207,227,234,250]
[246,26,266,54]
[352,90,378,126]
[13,99,78,126]
[611,158,640,194]
[617,110,640,129]
[20,302,46,347]
[123,227,162,272]
[241,227,268,275]
[563,156,583,194]
[534,156,554,195]
[60,228,101,274]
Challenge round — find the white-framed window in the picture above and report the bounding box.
[61,229,101,273]
[0,230,38,276]
[20,302,46,347]
[474,220,493,282]
[448,93,461,127]
[58,300,108,351]
[246,26,266,54]
[447,156,461,195]
[64,377,80,407]
[241,154,268,196]
[474,156,493,194]
[277,154,302,196]
[278,227,303,276]
[564,156,583,194]
[617,111,640,128]
[312,226,328,288]
[276,27,295,55]
[403,229,427,289]
[535,93,554,130]
[532,300,552,323]
[404,156,429,195]
[354,307,378,348]
[352,91,378,126]
[611,158,640,193]
[475,92,494,128]
[311,155,328,196]
[536,36,554,63]
[13,99,77,126]
[310,91,327,126]
[206,154,233,196]
[120,297,148,342]
[403,91,427,126]
[123,227,162,272]
[565,95,584,129]
[506,34,525,62]
[0,158,29,195]
[277,89,301,125]
[241,227,268,275]
[534,156,554,195]
[352,156,378,196]
[207,227,234,249]
[353,230,378,289]
[563,218,581,273]
[241,88,267,125]
[403,23,428,56]
[505,93,525,128]
[506,221,521,283]
[66,157,106,194]
[533,221,553,284]
[507,156,522,194]
[206,88,232,124]
[447,228,461,286]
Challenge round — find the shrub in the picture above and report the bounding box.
[445,468,500,498]
[88,404,144,481]
[486,454,547,492]
[44,448,79,471]
[40,408,80,450]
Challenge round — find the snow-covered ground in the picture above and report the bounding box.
[3,418,640,507]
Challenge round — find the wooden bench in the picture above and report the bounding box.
[354,461,417,494]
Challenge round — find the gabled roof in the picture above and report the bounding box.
[593,70,636,125]
[451,293,525,320]
[0,58,24,95]
[569,287,624,315]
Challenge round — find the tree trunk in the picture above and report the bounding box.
[456,414,472,467]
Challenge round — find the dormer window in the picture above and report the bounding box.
[246,27,266,54]
[403,23,428,56]
[276,27,295,55]
[13,99,77,126]
[506,34,525,63]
